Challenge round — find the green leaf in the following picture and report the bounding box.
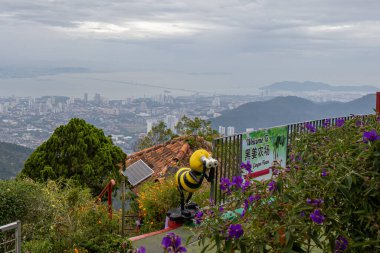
[346,175,352,189]
[225,239,232,253]
[200,244,210,253]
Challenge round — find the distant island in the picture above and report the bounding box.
[260,81,377,93]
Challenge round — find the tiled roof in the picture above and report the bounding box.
[123,136,212,187]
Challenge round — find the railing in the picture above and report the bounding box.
[0,221,21,253]
[211,114,374,204]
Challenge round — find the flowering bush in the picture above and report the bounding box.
[194,115,380,252]
[136,177,209,233]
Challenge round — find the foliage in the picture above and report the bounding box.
[0,178,133,253]
[135,116,218,151]
[0,178,51,228]
[136,178,210,233]
[194,115,380,252]
[23,240,53,253]
[136,178,181,232]
[175,116,219,142]
[81,234,132,253]
[136,121,174,151]
[21,118,126,194]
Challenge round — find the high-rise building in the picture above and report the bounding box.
[212,97,221,107]
[246,128,255,132]
[165,115,178,133]
[218,126,226,136]
[84,93,88,103]
[146,119,157,133]
[227,126,235,136]
[94,93,101,104]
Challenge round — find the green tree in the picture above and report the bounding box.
[175,116,219,141]
[135,121,174,151]
[21,118,126,194]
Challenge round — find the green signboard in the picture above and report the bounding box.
[242,126,288,181]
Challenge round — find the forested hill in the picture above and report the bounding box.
[0,142,33,179]
[211,94,376,132]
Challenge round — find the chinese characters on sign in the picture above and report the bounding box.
[242,126,288,181]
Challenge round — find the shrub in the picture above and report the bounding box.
[194,115,380,252]
[136,177,210,233]
[23,240,53,253]
[0,178,52,233]
[137,178,181,232]
[81,234,132,253]
[0,178,133,253]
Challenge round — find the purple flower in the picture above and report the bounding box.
[136,246,146,253]
[306,198,324,207]
[161,236,172,249]
[363,129,380,143]
[356,120,363,127]
[194,211,203,224]
[272,168,279,175]
[336,118,345,127]
[241,208,246,217]
[313,199,324,207]
[268,180,277,192]
[304,122,316,133]
[219,207,224,213]
[335,235,348,253]
[310,209,325,224]
[220,178,232,194]
[249,195,261,202]
[321,168,328,177]
[242,194,261,216]
[232,176,243,189]
[242,181,250,192]
[161,233,187,253]
[300,211,306,217]
[240,161,252,173]
[228,224,244,239]
[323,119,330,128]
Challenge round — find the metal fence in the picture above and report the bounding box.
[211,114,374,204]
[0,221,21,253]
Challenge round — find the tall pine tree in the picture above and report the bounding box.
[22,118,126,194]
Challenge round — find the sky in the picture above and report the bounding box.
[1,0,380,98]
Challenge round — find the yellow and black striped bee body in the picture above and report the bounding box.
[174,149,218,213]
[176,168,204,193]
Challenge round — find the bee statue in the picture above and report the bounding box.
[174,149,218,218]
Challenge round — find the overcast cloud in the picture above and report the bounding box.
[1,0,380,98]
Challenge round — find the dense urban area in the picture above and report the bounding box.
[0,92,259,153]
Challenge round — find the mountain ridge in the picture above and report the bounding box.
[211,94,376,132]
[0,142,33,179]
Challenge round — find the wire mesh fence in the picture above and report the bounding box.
[211,114,374,204]
[0,221,21,253]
